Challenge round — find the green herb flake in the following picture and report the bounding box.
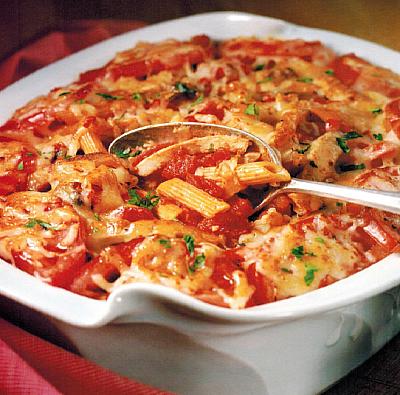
[325,69,334,76]
[291,245,316,259]
[304,264,318,286]
[339,163,365,172]
[296,143,311,154]
[208,143,215,152]
[371,108,383,114]
[175,82,197,99]
[183,234,195,257]
[115,147,142,159]
[26,152,34,156]
[245,103,259,116]
[336,138,350,154]
[309,160,318,168]
[281,267,292,273]
[94,213,101,221]
[132,92,142,101]
[336,132,362,154]
[373,133,383,141]
[76,99,85,104]
[17,162,24,171]
[190,93,204,107]
[128,189,160,209]
[25,218,60,231]
[253,64,265,71]
[291,245,305,260]
[59,91,71,96]
[96,92,119,100]
[257,77,273,84]
[189,253,206,273]
[159,239,171,248]
[315,237,325,244]
[297,77,313,83]
[336,202,344,207]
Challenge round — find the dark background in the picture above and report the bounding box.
[1,1,400,394]
[1,0,400,61]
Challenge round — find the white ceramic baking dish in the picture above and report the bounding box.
[1,11,400,395]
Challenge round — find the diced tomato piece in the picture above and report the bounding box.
[111,60,148,80]
[177,207,203,227]
[211,251,243,294]
[199,196,252,245]
[197,102,225,120]
[112,238,144,265]
[330,54,361,86]
[191,35,211,48]
[318,275,337,288]
[11,250,35,275]
[245,263,275,306]
[75,83,93,99]
[215,67,225,80]
[0,119,21,132]
[78,66,107,83]
[385,98,400,136]
[116,206,155,221]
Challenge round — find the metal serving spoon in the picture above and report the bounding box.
[109,122,400,215]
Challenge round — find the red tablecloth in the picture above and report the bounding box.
[0,19,172,395]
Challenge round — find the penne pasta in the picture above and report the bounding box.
[197,161,291,186]
[78,127,107,154]
[156,178,230,218]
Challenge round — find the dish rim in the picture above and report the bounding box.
[0,11,400,327]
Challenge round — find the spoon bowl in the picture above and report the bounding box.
[109,122,400,215]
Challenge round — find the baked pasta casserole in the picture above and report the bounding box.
[0,34,400,308]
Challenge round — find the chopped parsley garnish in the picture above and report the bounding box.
[96,92,119,100]
[115,147,142,159]
[128,189,160,209]
[292,246,305,259]
[336,202,344,207]
[281,267,292,273]
[17,162,24,171]
[339,163,365,172]
[309,160,318,168]
[159,239,171,248]
[315,237,325,244]
[189,253,206,273]
[76,99,85,104]
[325,69,334,76]
[175,82,197,99]
[190,93,204,107]
[59,91,71,96]
[291,245,317,260]
[245,103,259,116]
[373,133,383,141]
[132,92,142,101]
[25,218,60,231]
[26,152,34,156]
[304,264,318,286]
[253,64,265,71]
[296,143,311,154]
[336,131,362,154]
[371,108,383,114]
[257,77,272,84]
[183,234,195,257]
[297,77,313,83]
[336,138,350,153]
[94,213,101,221]
[208,143,215,152]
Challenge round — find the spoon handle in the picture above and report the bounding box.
[256,178,400,214]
